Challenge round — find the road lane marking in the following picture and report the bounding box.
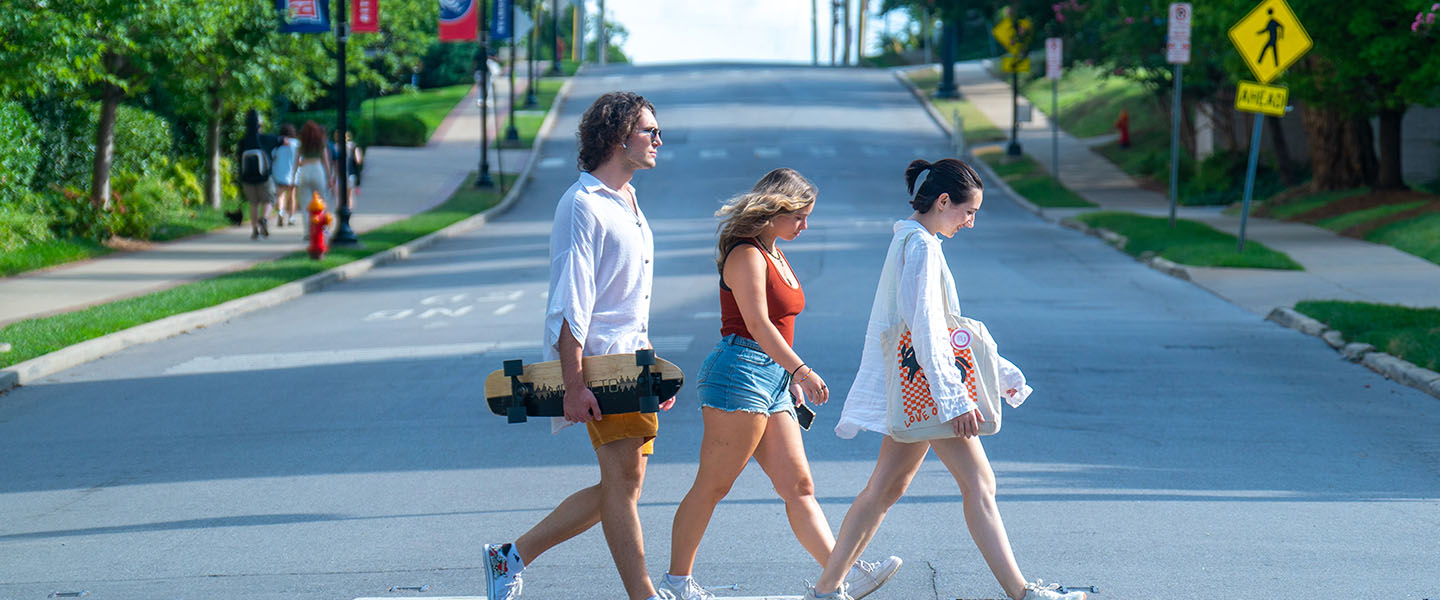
[808,146,837,157]
[165,341,541,375]
[754,147,781,158]
[699,149,728,159]
[538,157,567,169]
[494,303,517,316]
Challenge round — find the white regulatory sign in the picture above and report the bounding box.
[1168,2,1193,64]
[1045,37,1063,80]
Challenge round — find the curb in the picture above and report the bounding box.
[1265,307,1440,400]
[0,74,578,394]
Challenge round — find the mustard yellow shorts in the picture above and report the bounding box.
[585,411,658,455]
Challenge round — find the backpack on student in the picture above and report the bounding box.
[240,143,272,184]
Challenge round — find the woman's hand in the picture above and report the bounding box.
[796,367,829,406]
[949,408,984,438]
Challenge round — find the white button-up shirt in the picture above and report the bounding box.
[544,172,654,431]
[836,220,1031,439]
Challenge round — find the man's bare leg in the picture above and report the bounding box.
[512,484,602,564]
[596,437,659,600]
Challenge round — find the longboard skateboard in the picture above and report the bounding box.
[485,350,685,423]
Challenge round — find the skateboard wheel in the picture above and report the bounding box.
[503,359,524,377]
[507,403,528,424]
[634,349,655,366]
[640,394,659,413]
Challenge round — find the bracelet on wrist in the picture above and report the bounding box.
[791,363,808,377]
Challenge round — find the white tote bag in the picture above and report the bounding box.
[883,233,1004,442]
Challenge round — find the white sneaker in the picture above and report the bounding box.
[1023,579,1087,600]
[483,543,524,600]
[802,587,854,600]
[658,574,715,600]
[652,590,678,600]
[844,556,902,599]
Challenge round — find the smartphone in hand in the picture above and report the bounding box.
[795,403,816,431]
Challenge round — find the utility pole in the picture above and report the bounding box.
[856,0,868,64]
[331,0,359,246]
[812,0,818,66]
[598,0,607,66]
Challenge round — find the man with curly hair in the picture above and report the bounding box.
[483,91,673,600]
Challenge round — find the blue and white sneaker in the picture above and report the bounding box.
[659,573,714,600]
[844,556,902,599]
[1023,579,1087,600]
[484,542,525,600]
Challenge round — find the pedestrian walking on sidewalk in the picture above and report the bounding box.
[271,123,300,227]
[332,130,363,208]
[660,168,901,600]
[482,91,677,600]
[802,159,1082,600]
[237,109,277,240]
[293,121,332,238]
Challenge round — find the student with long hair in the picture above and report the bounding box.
[660,169,900,600]
[802,159,1082,600]
[293,121,331,237]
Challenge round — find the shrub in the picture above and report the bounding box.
[109,174,181,240]
[367,112,428,147]
[420,42,477,89]
[0,193,54,251]
[22,98,174,192]
[0,100,40,204]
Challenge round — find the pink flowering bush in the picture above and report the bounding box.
[1414,3,1438,33]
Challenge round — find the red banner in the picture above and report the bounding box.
[352,0,379,33]
[438,0,477,42]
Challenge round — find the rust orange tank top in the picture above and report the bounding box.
[719,239,805,346]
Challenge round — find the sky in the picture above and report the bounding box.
[594,0,901,65]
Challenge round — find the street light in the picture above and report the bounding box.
[475,0,494,187]
[524,0,539,108]
[505,0,520,142]
[330,0,360,247]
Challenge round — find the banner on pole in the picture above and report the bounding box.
[276,0,331,34]
[439,0,477,42]
[352,0,379,33]
[492,0,513,41]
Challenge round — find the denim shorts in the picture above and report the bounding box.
[696,335,797,416]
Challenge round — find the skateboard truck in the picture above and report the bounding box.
[1056,585,1099,595]
[636,349,660,414]
[503,359,531,424]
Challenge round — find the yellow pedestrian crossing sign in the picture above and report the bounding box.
[1228,0,1311,84]
[992,17,1034,57]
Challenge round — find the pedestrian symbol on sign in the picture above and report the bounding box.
[1228,0,1311,83]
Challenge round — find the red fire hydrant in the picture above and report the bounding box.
[1115,109,1131,149]
[307,192,332,260]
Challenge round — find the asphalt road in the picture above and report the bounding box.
[1,64,1437,600]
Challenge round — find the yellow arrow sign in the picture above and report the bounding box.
[1228,0,1311,84]
[992,17,1034,56]
[1235,81,1289,116]
[1002,56,1032,73]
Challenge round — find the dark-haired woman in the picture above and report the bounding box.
[293,121,332,237]
[802,159,1078,600]
[660,168,900,600]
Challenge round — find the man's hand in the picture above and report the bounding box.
[659,397,676,411]
[950,408,984,439]
[563,386,602,423]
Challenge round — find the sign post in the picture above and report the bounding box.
[1166,3,1191,229]
[1045,37,1062,181]
[1228,0,1310,250]
[992,15,1033,156]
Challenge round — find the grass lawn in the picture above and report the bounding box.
[284,83,475,142]
[0,172,510,369]
[1295,301,1440,372]
[1020,66,1164,139]
[496,77,566,148]
[1,205,234,277]
[1368,213,1440,266]
[901,68,1007,144]
[975,149,1095,208]
[1075,211,1302,270]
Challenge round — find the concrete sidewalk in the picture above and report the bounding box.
[947,60,1440,316]
[0,77,537,327]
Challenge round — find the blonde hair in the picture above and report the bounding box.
[714,168,817,274]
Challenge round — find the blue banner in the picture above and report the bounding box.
[492,0,512,40]
[276,0,332,34]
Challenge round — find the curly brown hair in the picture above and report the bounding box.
[576,92,655,172]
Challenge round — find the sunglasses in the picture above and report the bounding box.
[636,127,662,142]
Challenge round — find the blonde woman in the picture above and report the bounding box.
[660,168,901,600]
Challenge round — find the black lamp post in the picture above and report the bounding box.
[475,0,494,188]
[548,0,563,75]
[504,0,520,143]
[524,0,538,108]
[331,0,360,247]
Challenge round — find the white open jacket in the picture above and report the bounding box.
[836,220,1032,439]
